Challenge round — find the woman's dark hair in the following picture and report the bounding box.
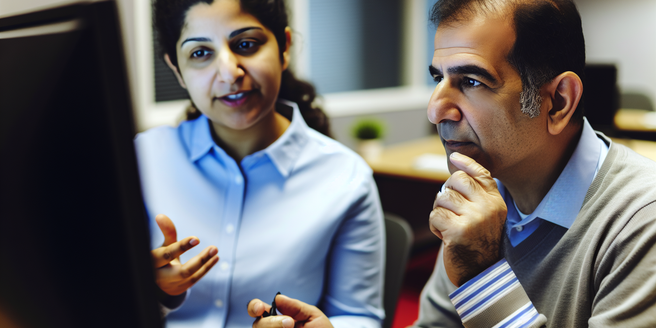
[430,0,586,122]
[153,0,330,136]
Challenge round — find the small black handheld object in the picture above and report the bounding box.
[262,292,282,317]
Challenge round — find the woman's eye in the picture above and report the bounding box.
[191,49,211,58]
[237,41,254,49]
[234,40,260,53]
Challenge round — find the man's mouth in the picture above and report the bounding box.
[443,139,476,151]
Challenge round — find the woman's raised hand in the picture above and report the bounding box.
[152,214,219,296]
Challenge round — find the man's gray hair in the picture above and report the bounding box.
[520,84,542,118]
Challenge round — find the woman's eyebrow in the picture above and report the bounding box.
[179,27,263,48]
[229,26,262,38]
[181,37,211,47]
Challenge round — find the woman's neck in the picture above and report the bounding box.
[210,110,291,163]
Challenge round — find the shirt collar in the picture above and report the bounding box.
[260,100,309,177]
[499,118,604,229]
[188,115,215,162]
[183,100,309,177]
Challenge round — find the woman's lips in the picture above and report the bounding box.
[217,91,252,107]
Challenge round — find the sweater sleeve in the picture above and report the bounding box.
[589,201,656,327]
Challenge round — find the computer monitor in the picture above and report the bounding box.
[0,1,161,327]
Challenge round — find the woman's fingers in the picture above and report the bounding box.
[151,236,201,268]
[154,244,219,295]
[155,214,178,246]
[180,246,219,280]
[252,316,295,328]
[248,299,272,318]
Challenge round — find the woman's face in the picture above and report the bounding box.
[168,0,290,131]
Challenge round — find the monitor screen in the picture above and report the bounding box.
[0,1,161,327]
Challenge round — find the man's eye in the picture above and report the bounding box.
[464,78,482,87]
[433,75,444,84]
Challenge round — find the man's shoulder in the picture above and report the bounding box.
[580,140,656,227]
[603,141,656,182]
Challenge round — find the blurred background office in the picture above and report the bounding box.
[2,0,654,147]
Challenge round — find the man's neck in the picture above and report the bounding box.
[501,123,583,214]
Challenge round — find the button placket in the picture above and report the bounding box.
[213,166,245,318]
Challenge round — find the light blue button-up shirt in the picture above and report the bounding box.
[498,119,609,246]
[135,101,385,328]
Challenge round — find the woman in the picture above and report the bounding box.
[135,0,385,327]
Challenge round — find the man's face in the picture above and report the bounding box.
[428,14,547,179]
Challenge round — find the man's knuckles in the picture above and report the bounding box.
[442,187,466,206]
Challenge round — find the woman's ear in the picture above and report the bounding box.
[164,54,187,89]
[281,26,292,71]
[543,71,583,136]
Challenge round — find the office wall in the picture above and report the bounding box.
[334,0,656,150]
[331,108,435,151]
[4,0,655,148]
[574,0,656,108]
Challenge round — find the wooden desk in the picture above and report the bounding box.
[367,136,449,182]
[366,136,448,249]
[611,138,656,161]
[615,108,656,133]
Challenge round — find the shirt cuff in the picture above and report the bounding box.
[329,315,382,328]
[448,259,544,328]
[159,290,189,317]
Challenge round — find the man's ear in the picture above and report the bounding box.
[281,26,292,71]
[164,54,187,89]
[543,71,583,136]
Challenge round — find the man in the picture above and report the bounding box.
[415,0,656,327]
[245,0,656,327]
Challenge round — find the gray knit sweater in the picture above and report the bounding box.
[415,137,656,328]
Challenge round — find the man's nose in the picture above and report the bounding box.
[216,47,244,85]
[427,82,462,124]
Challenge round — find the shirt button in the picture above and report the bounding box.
[234,176,242,184]
[214,299,224,308]
[226,224,235,234]
[220,262,230,271]
[516,226,524,232]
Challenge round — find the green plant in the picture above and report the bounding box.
[352,118,385,140]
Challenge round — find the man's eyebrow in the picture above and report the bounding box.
[229,26,262,38]
[447,65,498,84]
[181,37,211,47]
[429,65,441,76]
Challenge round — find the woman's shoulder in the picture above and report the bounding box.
[134,119,200,157]
[302,128,372,174]
[136,116,202,143]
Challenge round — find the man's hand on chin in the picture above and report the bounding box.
[430,152,508,287]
